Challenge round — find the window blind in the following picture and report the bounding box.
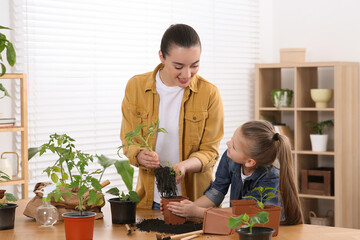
[11,0,259,207]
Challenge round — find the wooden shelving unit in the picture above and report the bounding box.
[255,62,359,229]
[0,73,28,199]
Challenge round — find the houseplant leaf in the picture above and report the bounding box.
[114,160,134,191]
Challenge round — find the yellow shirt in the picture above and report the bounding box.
[120,64,224,209]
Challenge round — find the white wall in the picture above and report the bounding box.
[260,0,360,62]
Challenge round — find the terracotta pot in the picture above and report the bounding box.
[235,227,275,240]
[231,199,258,215]
[108,198,136,224]
[162,196,188,225]
[0,189,5,199]
[231,200,281,237]
[203,207,235,235]
[62,212,96,240]
[0,203,18,230]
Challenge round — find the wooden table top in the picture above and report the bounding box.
[1,199,360,240]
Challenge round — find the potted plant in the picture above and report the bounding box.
[271,89,293,108]
[0,170,18,230]
[231,186,282,236]
[105,155,140,224]
[29,133,110,240]
[120,120,186,225]
[306,119,334,152]
[154,163,185,225]
[228,211,275,240]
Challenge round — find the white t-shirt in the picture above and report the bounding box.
[153,70,185,204]
[241,166,253,183]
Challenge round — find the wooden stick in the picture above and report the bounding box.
[158,230,203,240]
[125,224,132,235]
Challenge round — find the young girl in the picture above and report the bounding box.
[166,120,303,225]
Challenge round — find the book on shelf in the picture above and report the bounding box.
[0,117,16,127]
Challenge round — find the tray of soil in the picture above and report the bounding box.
[136,218,203,234]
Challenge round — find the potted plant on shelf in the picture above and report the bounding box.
[105,155,140,224]
[306,119,334,152]
[28,133,110,240]
[271,89,293,108]
[228,211,274,240]
[231,186,282,236]
[0,170,18,230]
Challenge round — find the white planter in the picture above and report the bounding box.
[310,134,328,152]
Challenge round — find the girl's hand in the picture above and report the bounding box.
[166,199,198,218]
[137,150,159,168]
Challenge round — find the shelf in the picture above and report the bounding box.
[299,194,335,200]
[255,62,360,228]
[0,179,26,186]
[0,73,28,199]
[294,150,335,155]
[0,126,25,132]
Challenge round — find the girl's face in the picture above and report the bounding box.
[159,44,201,88]
[226,127,251,164]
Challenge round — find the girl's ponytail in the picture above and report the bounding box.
[277,135,303,225]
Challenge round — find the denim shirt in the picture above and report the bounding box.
[204,150,280,207]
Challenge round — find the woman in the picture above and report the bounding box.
[120,24,224,209]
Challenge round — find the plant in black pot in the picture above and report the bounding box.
[0,170,18,230]
[29,133,111,240]
[105,157,140,224]
[228,211,274,240]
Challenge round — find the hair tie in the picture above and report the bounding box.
[273,133,279,141]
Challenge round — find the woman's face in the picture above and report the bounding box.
[159,44,201,88]
[226,127,251,164]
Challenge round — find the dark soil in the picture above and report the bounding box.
[154,166,177,198]
[136,218,203,234]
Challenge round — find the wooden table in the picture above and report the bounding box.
[2,199,360,239]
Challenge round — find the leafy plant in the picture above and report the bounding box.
[0,170,17,207]
[0,25,16,99]
[228,211,269,233]
[119,119,167,154]
[242,186,278,209]
[105,158,140,203]
[306,119,334,135]
[271,89,293,108]
[28,133,112,213]
[0,26,16,77]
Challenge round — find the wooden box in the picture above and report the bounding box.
[280,48,306,63]
[301,168,334,196]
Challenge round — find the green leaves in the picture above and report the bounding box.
[119,119,168,155]
[228,211,269,233]
[243,186,279,210]
[0,25,16,77]
[306,120,334,135]
[114,160,134,191]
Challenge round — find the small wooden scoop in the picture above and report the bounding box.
[156,230,203,240]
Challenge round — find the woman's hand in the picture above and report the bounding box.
[137,150,159,168]
[166,199,203,218]
[172,162,186,184]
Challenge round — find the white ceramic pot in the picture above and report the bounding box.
[310,89,333,108]
[310,134,328,152]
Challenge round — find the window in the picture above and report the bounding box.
[11,0,259,206]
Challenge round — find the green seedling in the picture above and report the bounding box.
[228,211,269,233]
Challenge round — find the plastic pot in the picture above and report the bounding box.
[0,203,18,230]
[235,227,275,240]
[62,212,96,240]
[162,196,188,225]
[108,198,136,224]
